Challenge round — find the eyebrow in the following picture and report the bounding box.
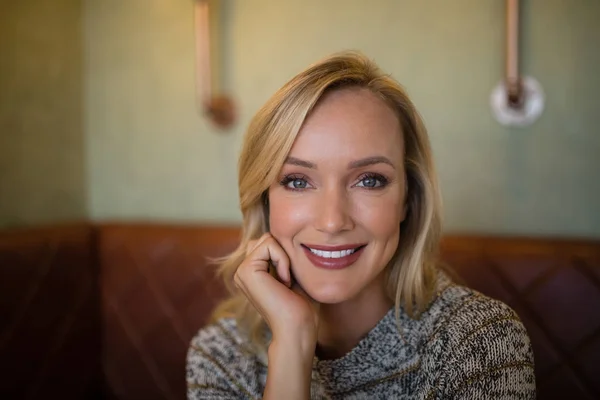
[284,156,395,170]
[348,156,395,169]
[285,156,316,169]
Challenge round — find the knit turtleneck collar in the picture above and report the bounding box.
[310,271,453,393]
[312,306,419,393]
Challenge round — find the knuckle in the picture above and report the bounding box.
[247,233,273,254]
[233,272,245,290]
[261,232,273,242]
[234,265,245,281]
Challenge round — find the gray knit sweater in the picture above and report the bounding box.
[187,276,536,399]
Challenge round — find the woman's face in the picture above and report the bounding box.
[268,87,407,304]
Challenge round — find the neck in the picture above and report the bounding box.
[316,275,393,360]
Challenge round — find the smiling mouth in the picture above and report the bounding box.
[303,245,365,259]
[301,244,367,269]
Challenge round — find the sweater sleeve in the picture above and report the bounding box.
[186,321,261,400]
[437,294,536,399]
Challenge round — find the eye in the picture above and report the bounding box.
[279,175,311,191]
[289,178,308,189]
[356,173,388,189]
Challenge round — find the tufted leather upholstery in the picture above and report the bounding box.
[0,224,103,399]
[1,223,599,399]
[98,224,238,400]
[440,236,600,399]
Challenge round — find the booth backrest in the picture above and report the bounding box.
[1,223,599,399]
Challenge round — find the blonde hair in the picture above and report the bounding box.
[211,51,443,351]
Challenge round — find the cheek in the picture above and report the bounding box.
[268,193,312,243]
[353,192,404,238]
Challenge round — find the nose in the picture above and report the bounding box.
[314,186,354,234]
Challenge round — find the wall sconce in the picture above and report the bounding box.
[194,0,236,129]
[490,0,544,127]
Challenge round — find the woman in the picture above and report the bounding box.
[187,52,535,399]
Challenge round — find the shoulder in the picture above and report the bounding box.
[428,283,527,343]
[188,317,256,360]
[422,283,535,399]
[187,318,265,399]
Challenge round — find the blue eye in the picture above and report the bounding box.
[289,178,308,189]
[280,175,311,191]
[356,174,388,188]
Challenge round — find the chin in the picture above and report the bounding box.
[299,279,358,304]
[309,291,348,304]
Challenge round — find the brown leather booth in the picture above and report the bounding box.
[1,223,599,399]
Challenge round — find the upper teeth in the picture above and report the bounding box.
[309,248,356,258]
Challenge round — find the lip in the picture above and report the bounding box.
[302,244,366,270]
[302,243,366,251]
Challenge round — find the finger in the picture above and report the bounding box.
[246,240,258,254]
[263,236,292,286]
[244,237,290,287]
[258,237,292,286]
[239,235,279,276]
[246,233,271,254]
[235,239,294,325]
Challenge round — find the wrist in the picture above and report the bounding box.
[265,336,315,400]
[269,334,316,363]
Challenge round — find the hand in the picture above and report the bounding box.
[234,233,319,349]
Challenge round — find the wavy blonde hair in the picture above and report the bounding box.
[211,51,443,351]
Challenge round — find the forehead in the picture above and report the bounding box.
[289,87,404,164]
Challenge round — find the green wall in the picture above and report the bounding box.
[0,0,86,227]
[24,0,597,237]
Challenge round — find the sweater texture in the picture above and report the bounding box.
[187,274,536,399]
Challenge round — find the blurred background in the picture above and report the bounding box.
[1,1,599,399]
[1,0,599,236]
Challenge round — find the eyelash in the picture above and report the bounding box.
[356,173,389,189]
[279,174,311,191]
[279,173,389,191]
